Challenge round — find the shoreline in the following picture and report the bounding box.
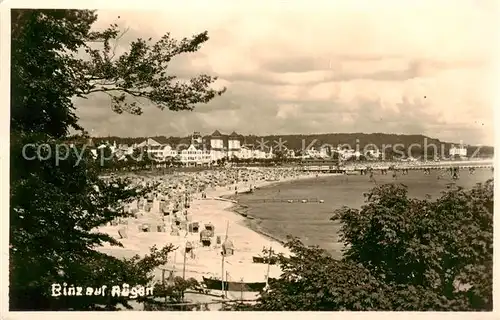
[216,172,341,247]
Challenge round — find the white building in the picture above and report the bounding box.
[239,145,253,159]
[143,139,165,160]
[179,144,211,166]
[450,145,467,157]
[286,149,296,158]
[161,144,178,159]
[365,149,382,159]
[227,131,241,159]
[252,149,268,159]
[302,147,328,159]
[209,130,226,161]
[318,146,329,158]
[337,147,361,160]
[117,130,276,167]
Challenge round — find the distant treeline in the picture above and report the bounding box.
[74,133,493,158]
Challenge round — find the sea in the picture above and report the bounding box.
[233,168,493,259]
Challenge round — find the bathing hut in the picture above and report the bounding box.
[205,223,215,237]
[200,229,212,247]
[222,239,234,256]
[161,205,170,216]
[189,222,200,233]
[216,235,222,245]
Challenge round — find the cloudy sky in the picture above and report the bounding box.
[74,0,497,145]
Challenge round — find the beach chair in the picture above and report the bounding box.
[200,230,212,247]
[189,222,199,233]
[204,223,215,237]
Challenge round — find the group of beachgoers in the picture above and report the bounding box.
[108,167,309,239]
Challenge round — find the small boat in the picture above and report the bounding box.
[252,256,278,265]
[202,276,268,292]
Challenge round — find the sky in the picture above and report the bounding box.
[73,0,498,145]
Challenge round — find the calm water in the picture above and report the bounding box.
[235,169,493,258]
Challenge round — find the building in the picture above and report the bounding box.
[90,130,274,167]
[192,131,203,147]
[365,148,382,160]
[209,130,226,161]
[239,145,253,159]
[179,143,211,166]
[139,138,164,160]
[302,147,328,159]
[337,147,361,160]
[449,145,467,158]
[227,131,242,159]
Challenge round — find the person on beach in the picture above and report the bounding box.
[369,171,375,183]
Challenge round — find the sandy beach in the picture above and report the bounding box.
[95,168,331,306]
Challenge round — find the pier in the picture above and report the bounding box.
[243,197,322,203]
[300,160,493,173]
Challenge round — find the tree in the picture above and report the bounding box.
[10,9,225,310]
[95,145,114,168]
[333,181,493,310]
[230,180,493,311]
[11,9,225,138]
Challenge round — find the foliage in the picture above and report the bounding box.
[142,277,202,311]
[230,180,493,311]
[11,9,225,139]
[10,9,224,310]
[10,133,162,310]
[333,181,493,310]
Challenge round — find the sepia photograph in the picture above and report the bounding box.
[3,0,497,316]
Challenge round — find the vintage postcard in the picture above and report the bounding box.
[2,0,498,318]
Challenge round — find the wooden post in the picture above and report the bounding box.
[161,268,166,305]
[182,243,187,305]
[221,253,225,298]
[182,244,187,280]
[221,220,229,299]
[225,271,229,299]
[266,247,272,287]
[240,277,244,302]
